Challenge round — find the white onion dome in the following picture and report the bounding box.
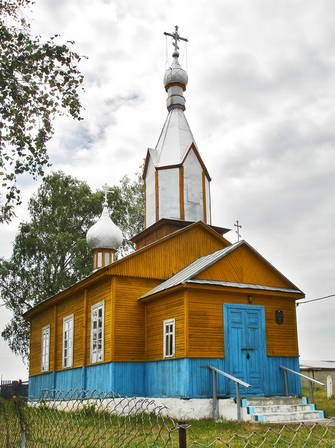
[86,206,123,250]
[164,52,188,90]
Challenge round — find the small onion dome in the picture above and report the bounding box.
[164,55,188,90]
[86,206,123,250]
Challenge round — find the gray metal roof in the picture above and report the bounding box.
[300,360,335,371]
[154,108,197,167]
[140,239,303,299]
[188,279,302,294]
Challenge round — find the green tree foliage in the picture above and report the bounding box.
[0,0,84,222]
[0,171,144,359]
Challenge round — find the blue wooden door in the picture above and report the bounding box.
[224,304,266,396]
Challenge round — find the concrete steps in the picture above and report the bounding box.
[241,396,325,423]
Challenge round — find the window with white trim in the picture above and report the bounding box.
[97,252,103,268]
[163,319,175,358]
[41,325,50,372]
[105,252,110,265]
[62,314,74,368]
[91,301,104,363]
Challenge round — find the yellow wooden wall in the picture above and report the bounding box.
[55,291,84,371]
[85,277,112,365]
[29,307,55,376]
[187,286,299,358]
[111,225,228,280]
[28,225,300,376]
[145,291,185,361]
[196,245,295,289]
[29,277,113,375]
[113,276,160,362]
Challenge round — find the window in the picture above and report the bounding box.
[97,252,103,268]
[41,325,50,372]
[105,252,110,265]
[63,315,74,368]
[91,301,104,363]
[163,319,175,358]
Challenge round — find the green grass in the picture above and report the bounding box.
[1,397,335,447]
[185,418,335,447]
[303,385,335,418]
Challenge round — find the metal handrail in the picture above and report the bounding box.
[279,365,325,403]
[201,365,251,421]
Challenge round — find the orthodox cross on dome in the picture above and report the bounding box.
[164,25,188,56]
[234,219,242,242]
[102,183,112,207]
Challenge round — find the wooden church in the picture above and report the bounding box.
[24,28,305,408]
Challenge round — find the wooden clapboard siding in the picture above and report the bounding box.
[113,276,160,362]
[55,292,84,371]
[196,245,294,289]
[29,307,54,376]
[188,289,224,359]
[187,286,299,358]
[135,223,183,249]
[111,225,228,280]
[85,277,112,365]
[23,223,230,321]
[264,296,299,356]
[145,291,185,361]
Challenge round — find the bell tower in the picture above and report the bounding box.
[132,27,228,249]
[143,27,211,229]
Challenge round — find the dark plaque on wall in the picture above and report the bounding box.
[275,310,284,324]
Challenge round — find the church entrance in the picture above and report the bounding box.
[224,304,266,396]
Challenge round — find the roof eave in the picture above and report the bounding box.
[23,267,111,320]
[140,280,304,302]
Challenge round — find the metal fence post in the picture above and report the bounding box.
[13,397,28,448]
[212,369,219,420]
[283,369,289,395]
[178,421,187,448]
[236,383,241,421]
[21,430,27,448]
[309,380,314,403]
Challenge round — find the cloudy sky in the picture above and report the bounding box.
[1,0,334,380]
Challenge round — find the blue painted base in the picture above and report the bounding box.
[29,356,301,400]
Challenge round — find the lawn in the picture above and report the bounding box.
[1,392,335,447]
[304,385,335,418]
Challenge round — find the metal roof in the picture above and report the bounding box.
[300,360,335,371]
[154,108,197,167]
[140,241,243,298]
[188,279,302,294]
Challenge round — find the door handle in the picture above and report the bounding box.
[246,353,250,360]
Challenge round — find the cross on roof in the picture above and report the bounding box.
[102,183,112,207]
[234,219,242,242]
[164,25,188,55]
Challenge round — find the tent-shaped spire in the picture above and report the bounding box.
[155,108,196,167]
[143,26,211,229]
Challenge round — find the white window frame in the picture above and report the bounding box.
[41,325,50,372]
[105,252,111,266]
[62,314,74,369]
[90,301,104,364]
[97,251,103,268]
[163,318,175,358]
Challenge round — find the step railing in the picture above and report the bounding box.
[201,365,251,421]
[279,365,325,403]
